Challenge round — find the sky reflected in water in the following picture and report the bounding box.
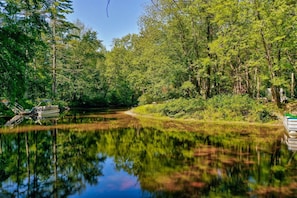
[70,157,142,198]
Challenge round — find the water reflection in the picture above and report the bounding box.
[4,113,60,127]
[0,128,106,197]
[70,157,142,198]
[0,110,296,197]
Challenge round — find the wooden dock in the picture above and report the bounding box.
[1,98,60,127]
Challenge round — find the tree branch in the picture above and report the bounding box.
[106,0,111,17]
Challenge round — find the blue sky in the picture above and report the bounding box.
[67,0,150,50]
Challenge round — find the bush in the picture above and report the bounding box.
[133,94,279,123]
[138,94,155,106]
[203,95,254,121]
[162,98,205,118]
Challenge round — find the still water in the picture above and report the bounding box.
[0,109,295,197]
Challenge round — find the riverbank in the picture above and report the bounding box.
[127,95,285,126]
[126,109,283,128]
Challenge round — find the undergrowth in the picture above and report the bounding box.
[132,95,279,123]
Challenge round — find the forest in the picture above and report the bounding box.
[1,0,297,109]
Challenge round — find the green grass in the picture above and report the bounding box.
[132,95,280,123]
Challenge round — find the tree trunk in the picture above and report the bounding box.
[291,72,294,98]
[52,20,57,100]
[205,17,212,99]
[271,86,281,107]
[52,127,58,198]
[25,133,31,197]
[0,134,2,154]
[257,12,281,107]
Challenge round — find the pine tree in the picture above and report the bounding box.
[46,0,74,100]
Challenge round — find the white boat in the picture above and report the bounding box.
[283,114,297,137]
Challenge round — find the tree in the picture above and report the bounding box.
[46,0,74,100]
[57,21,106,106]
[137,0,219,100]
[251,0,297,106]
[104,35,137,106]
[0,0,48,103]
[145,0,297,105]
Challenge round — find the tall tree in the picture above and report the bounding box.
[57,21,106,106]
[134,0,297,105]
[252,0,297,106]
[46,0,74,100]
[0,0,48,102]
[105,35,137,106]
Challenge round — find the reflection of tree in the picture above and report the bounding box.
[0,129,106,197]
[57,129,106,192]
[94,127,297,197]
[52,123,58,198]
[1,122,297,197]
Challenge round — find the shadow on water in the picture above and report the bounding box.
[1,109,297,197]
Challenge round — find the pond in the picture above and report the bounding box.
[0,109,295,197]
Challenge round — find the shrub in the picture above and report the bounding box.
[162,98,205,118]
[133,94,279,123]
[138,94,155,106]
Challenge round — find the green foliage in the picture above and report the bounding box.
[162,98,206,118]
[133,95,279,123]
[54,21,107,107]
[203,95,277,122]
[134,0,297,104]
[2,0,297,108]
[0,0,48,102]
[138,94,155,106]
[271,165,286,181]
[180,81,197,98]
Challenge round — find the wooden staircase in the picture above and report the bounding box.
[4,115,24,127]
[1,99,25,115]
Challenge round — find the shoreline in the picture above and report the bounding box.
[124,109,283,128]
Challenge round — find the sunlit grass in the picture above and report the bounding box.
[132,95,282,124]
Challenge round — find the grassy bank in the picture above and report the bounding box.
[131,95,281,124]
